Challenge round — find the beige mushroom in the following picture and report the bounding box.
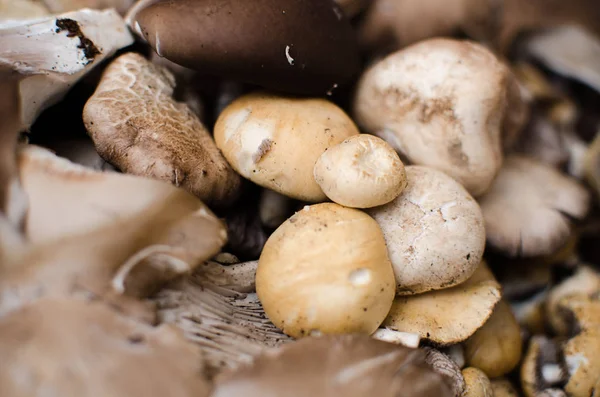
[521,336,567,397]
[367,166,485,294]
[371,328,420,348]
[383,261,502,345]
[83,52,241,207]
[256,203,396,338]
[0,0,50,20]
[214,92,359,202]
[196,259,257,293]
[0,8,134,128]
[354,38,511,196]
[0,298,211,397]
[212,335,455,397]
[424,347,466,397]
[462,367,493,397]
[584,132,600,198]
[491,379,520,397]
[314,134,407,208]
[43,0,136,14]
[478,155,590,257]
[463,300,523,378]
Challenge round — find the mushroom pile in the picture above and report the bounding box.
[1,0,600,396]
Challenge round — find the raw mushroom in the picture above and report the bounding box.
[462,367,493,397]
[521,336,568,397]
[212,335,455,397]
[383,261,502,345]
[478,155,590,257]
[0,8,134,128]
[537,390,568,397]
[313,134,407,208]
[40,134,117,171]
[83,52,241,207]
[0,0,50,20]
[367,166,485,295]
[155,272,291,377]
[256,203,396,338]
[259,189,294,230]
[0,298,211,397]
[491,379,520,397]
[354,38,514,196]
[126,0,360,95]
[423,347,466,397]
[43,0,136,14]
[463,300,523,378]
[371,328,421,348]
[214,92,359,202]
[584,132,600,197]
[196,260,257,293]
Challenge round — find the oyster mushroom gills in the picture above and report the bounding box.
[1,0,600,395]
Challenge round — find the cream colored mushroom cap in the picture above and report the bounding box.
[256,203,396,338]
[314,134,407,208]
[462,367,493,397]
[367,165,485,294]
[214,92,359,202]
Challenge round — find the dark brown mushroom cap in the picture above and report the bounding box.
[129,0,360,95]
[212,335,454,397]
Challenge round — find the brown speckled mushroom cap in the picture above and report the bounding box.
[127,0,360,95]
[212,335,454,397]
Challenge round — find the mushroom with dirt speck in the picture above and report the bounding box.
[83,52,241,207]
[314,134,407,208]
[256,203,395,338]
[367,165,486,294]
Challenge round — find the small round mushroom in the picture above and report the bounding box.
[212,335,455,397]
[491,379,520,397]
[256,203,396,338]
[83,52,242,207]
[478,155,590,257]
[462,367,494,397]
[383,261,502,345]
[214,92,359,202]
[354,38,512,196]
[367,165,485,294]
[126,0,360,95]
[313,134,407,208]
[463,300,523,378]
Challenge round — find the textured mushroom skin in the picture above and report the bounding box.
[354,38,508,196]
[367,166,485,294]
[83,52,241,207]
[130,0,360,95]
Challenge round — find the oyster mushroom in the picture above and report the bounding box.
[0,8,134,128]
[367,166,485,295]
[126,0,360,95]
[313,134,407,209]
[214,92,359,202]
[383,261,502,345]
[478,155,590,257]
[212,335,455,397]
[83,52,241,207]
[256,203,396,338]
[462,367,493,397]
[354,38,513,196]
[0,298,211,397]
[463,300,523,378]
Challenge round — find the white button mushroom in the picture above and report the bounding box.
[214,92,359,202]
[313,134,407,208]
[256,203,396,338]
[367,165,486,294]
[354,38,513,196]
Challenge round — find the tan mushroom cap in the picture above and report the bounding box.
[521,336,568,397]
[491,379,520,397]
[0,298,210,397]
[83,52,241,207]
[584,132,600,197]
[0,0,50,20]
[314,134,407,208]
[367,166,485,295]
[257,203,396,338]
[463,300,523,378]
[212,335,454,397]
[354,38,508,196]
[383,261,501,345]
[462,367,493,397]
[478,155,590,257]
[214,92,359,202]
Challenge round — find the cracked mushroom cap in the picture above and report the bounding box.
[463,300,523,378]
[214,92,359,202]
[367,165,485,295]
[313,134,407,209]
[83,52,241,207]
[354,38,509,196]
[383,261,502,345]
[478,155,590,257]
[212,335,454,397]
[0,298,210,397]
[126,0,360,95]
[462,367,493,397]
[256,203,396,338]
